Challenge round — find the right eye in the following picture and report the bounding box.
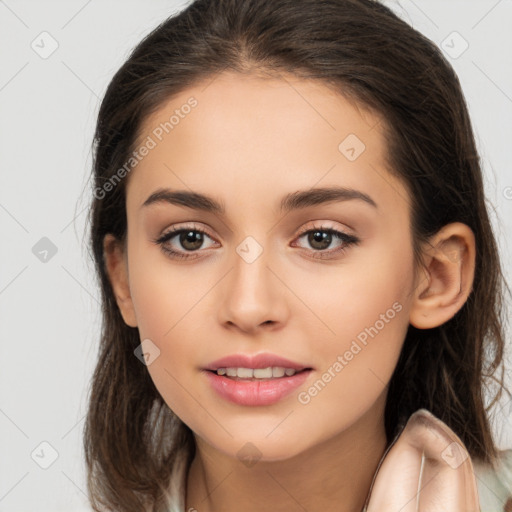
[153,224,219,260]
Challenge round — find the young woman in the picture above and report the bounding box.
[83,0,512,510]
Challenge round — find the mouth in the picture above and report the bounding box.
[206,366,313,380]
[203,352,313,375]
[203,367,314,406]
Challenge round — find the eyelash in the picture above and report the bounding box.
[153,223,360,261]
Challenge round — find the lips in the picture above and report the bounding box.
[204,367,313,406]
[203,352,313,372]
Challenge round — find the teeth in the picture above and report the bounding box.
[253,367,272,378]
[237,367,253,378]
[215,366,298,378]
[272,367,285,378]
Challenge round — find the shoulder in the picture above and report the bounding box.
[158,446,512,512]
[472,448,512,512]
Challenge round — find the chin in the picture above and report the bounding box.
[208,434,310,464]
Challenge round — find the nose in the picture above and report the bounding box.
[217,246,289,335]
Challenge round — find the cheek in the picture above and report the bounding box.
[126,249,216,418]
[293,280,410,431]
[291,239,414,403]
[291,240,414,350]
[128,242,209,339]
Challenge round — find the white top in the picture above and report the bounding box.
[159,446,512,512]
[473,449,512,512]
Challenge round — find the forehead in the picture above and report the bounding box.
[137,70,383,151]
[127,70,408,217]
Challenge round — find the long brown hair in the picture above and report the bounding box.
[83,0,511,510]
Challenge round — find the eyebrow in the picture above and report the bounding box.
[141,186,378,214]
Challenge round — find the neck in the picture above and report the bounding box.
[185,404,388,512]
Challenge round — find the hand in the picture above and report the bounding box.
[365,408,480,512]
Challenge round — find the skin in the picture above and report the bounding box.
[103,70,477,512]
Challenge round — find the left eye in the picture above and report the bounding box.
[292,226,359,257]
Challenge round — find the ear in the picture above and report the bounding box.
[103,233,138,328]
[409,222,475,329]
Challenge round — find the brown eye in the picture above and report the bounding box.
[178,230,205,251]
[307,230,333,250]
[292,224,360,260]
[153,224,218,260]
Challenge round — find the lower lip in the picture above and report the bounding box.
[203,370,312,406]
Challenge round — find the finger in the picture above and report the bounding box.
[365,409,480,512]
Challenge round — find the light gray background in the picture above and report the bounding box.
[1,1,511,510]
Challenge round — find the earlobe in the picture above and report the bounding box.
[409,223,475,329]
[103,233,138,328]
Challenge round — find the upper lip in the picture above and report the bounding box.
[204,352,313,371]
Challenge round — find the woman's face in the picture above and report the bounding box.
[118,71,419,460]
